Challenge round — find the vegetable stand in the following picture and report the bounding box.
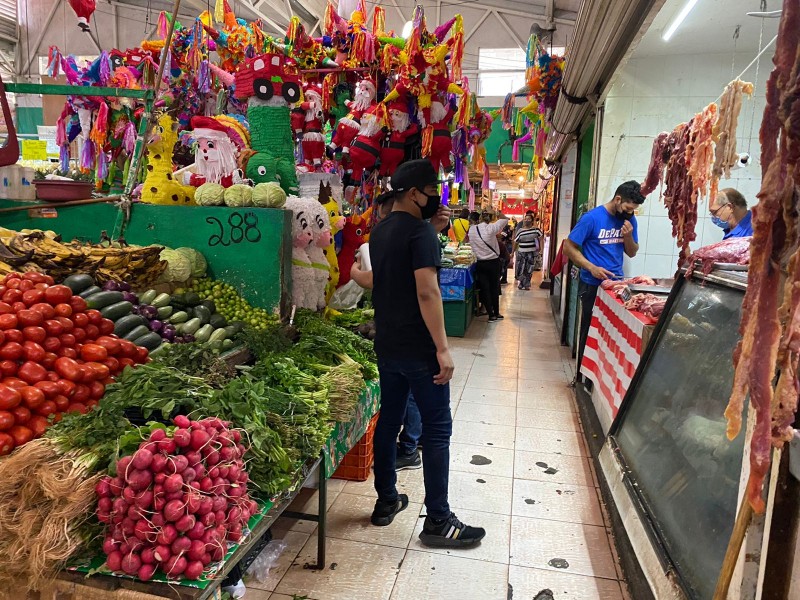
[440,266,475,338]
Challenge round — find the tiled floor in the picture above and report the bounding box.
[245,277,629,599]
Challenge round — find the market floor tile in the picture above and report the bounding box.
[263,278,628,599]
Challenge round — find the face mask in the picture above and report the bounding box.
[712,215,728,229]
[414,191,441,220]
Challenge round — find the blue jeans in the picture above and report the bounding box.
[398,394,421,456]
[374,357,452,519]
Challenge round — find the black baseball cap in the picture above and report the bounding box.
[615,180,646,204]
[389,159,444,193]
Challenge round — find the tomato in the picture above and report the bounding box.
[95,336,121,354]
[5,278,19,289]
[0,313,17,330]
[33,381,60,399]
[28,415,48,437]
[20,386,45,409]
[46,371,59,382]
[43,337,61,353]
[22,272,47,284]
[56,317,74,332]
[17,309,43,328]
[11,406,30,426]
[58,347,78,360]
[0,361,16,377]
[3,330,22,344]
[59,333,76,348]
[98,318,115,336]
[44,285,72,305]
[43,320,64,337]
[22,342,45,363]
[72,313,89,328]
[119,357,136,370]
[0,342,22,361]
[2,378,26,390]
[54,357,81,381]
[89,380,106,400]
[2,289,22,304]
[102,357,120,374]
[0,433,14,455]
[36,401,56,417]
[17,361,47,385]
[86,362,110,380]
[9,426,33,447]
[85,324,100,340]
[31,303,56,320]
[69,296,87,313]
[54,303,73,318]
[56,378,76,398]
[0,385,21,410]
[86,399,98,409]
[135,346,150,364]
[11,302,25,313]
[81,343,108,362]
[72,384,91,403]
[41,352,57,370]
[67,402,88,414]
[0,411,13,430]
[21,289,44,307]
[22,326,46,344]
[73,328,88,343]
[53,394,69,412]
[0,302,12,314]
[18,280,34,292]
[118,340,137,358]
[86,309,102,325]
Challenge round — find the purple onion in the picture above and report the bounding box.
[182,334,195,343]
[118,282,132,292]
[150,319,164,332]
[103,281,121,292]
[161,327,176,342]
[139,305,158,320]
[122,291,139,304]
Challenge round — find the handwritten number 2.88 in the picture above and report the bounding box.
[207,212,261,247]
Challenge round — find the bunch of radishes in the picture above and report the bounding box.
[95,415,258,581]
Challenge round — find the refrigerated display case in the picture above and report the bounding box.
[605,268,749,600]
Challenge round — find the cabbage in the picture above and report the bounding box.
[195,182,225,206]
[224,184,254,207]
[252,182,287,208]
[175,247,207,279]
[159,248,193,283]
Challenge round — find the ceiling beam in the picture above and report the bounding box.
[471,2,575,26]
[386,0,406,25]
[493,10,525,50]
[22,0,59,74]
[465,9,492,45]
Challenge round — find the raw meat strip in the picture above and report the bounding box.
[710,78,754,199]
[685,103,718,203]
[683,236,751,277]
[641,132,670,196]
[663,122,696,267]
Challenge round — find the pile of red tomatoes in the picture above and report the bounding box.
[0,272,149,454]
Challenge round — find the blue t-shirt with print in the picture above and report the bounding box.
[568,206,638,286]
[723,210,753,240]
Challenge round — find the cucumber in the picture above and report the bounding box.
[209,314,227,329]
[133,332,163,351]
[85,291,125,310]
[100,301,133,321]
[114,314,148,337]
[193,305,212,326]
[222,339,235,350]
[62,274,95,294]
[123,325,150,341]
[194,324,213,343]
[139,290,158,305]
[222,325,240,339]
[209,328,228,344]
[157,306,174,319]
[170,293,186,308]
[78,285,102,299]
[208,340,224,351]
[182,318,202,335]
[184,292,202,306]
[152,293,172,308]
[169,311,189,324]
[199,300,217,314]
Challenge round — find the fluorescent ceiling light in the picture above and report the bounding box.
[662,0,700,42]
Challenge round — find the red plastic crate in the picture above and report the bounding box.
[333,413,380,481]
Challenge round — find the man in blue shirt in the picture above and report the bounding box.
[709,188,753,239]
[565,181,645,374]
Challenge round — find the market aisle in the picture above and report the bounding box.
[246,277,630,600]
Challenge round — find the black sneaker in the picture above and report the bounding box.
[488,316,498,322]
[371,494,409,526]
[419,513,486,548]
[396,449,422,471]
[496,314,505,320]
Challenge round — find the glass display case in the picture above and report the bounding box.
[609,270,748,600]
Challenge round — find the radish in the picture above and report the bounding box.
[200,478,213,493]
[152,513,166,528]
[188,520,206,541]
[134,519,154,542]
[186,491,202,514]
[97,496,113,514]
[227,526,242,543]
[127,504,147,521]
[194,464,207,480]
[121,552,141,575]
[126,469,152,492]
[231,430,241,443]
[171,535,192,555]
[202,552,212,566]
[127,537,144,553]
[153,544,171,563]
[214,510,226,525]
[149,428,167,442]
[116,456,132,478]
[106,550,123,572]
[138,563,157,581]
[95,477,112,498]
[155,524,178,545]
[122,486,137,504]
[176,514,196,533]
[166,490,184,501]
[184,560,204,580]
[164,499,185,522]
[188,539,206,561]
[183,467,197,484]
[141,547,156,564]
[218,466,230,479]
[159,438,177,454]
[112,497,129,518]
[228,484,245,498]
[227,464,241,482]
[132,448,154,470]
[220,446,235,462]
[190,429,210,453]
[210,544,225,562]
[208,467,220,479]
[151,454,168,474]
[200,512,215,527]
[102,537,118,555]
[119,542,131,556]
[164,555,187,578]
[212,477,228,494]
[108,477,124,496]
[184,451,201,466]
[121,518,136,535]
[136,489,154,509]
[204,450,221,467]
[227,507,241,524]
[154,496,166,512]
[236,444,247,457]
[139,441,159,455]
[217,431,233,447]
[189,481,201,491]
[164,473,183,494]
[174,415,191,429]
[173,428,191,448]
[211,496,226,513]
[197,497,213,515]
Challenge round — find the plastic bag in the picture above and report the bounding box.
[328,279,365,310]
[245,539,288,583]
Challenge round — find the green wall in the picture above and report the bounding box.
[483,107,536,167]
[0,201,292,313]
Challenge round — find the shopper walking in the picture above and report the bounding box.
[368,159,485,548]
[514,213,540,290]
[565,181,644,373]
[469,211,509,322]
[451,208,471,243]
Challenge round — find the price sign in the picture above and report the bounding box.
[21,140,48,161]
[206,211,262,247]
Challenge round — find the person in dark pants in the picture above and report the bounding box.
[396,394,422,469]
[565,181,645,375]
[369,159,485,548]
[468,211,510,322]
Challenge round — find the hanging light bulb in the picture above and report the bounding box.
[402,21,413,39]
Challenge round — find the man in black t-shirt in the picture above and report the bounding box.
[369,160,486,548]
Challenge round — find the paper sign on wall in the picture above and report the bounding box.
[21,140,48,161]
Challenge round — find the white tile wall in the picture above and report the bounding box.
[596,52,766,278]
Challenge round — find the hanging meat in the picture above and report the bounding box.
[685,103,718,204]
[641,131,670,196]
[710,79,754,200]
[662,121,696,267]
[725,0,800,514]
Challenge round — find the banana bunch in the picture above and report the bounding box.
[0,228,167,286]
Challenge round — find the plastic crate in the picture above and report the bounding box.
[332,412,379,481]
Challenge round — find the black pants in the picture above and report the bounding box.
[577,281,599,373]
[476,258,502,318]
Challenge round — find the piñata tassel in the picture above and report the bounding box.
[59,145,70,173]
[321,74,334,111]
[214,0,225,23]
[80,140,95,171]
[157,11,169,39]
[324,3,336,35]
[372,6,385,35]
[89,102,109,147]
[123,121,136,154]
[287,16,300,44]
[421,125,433,158]
[468,184,475,211]
[482,161,489,190]
[450,31,463,81]
[55,109,68,147]
[222,0,236,28]
[96,150,109,183]
[98,51,111,85]
[46,46,61,77]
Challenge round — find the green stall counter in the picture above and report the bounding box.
[0,200,292,313]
